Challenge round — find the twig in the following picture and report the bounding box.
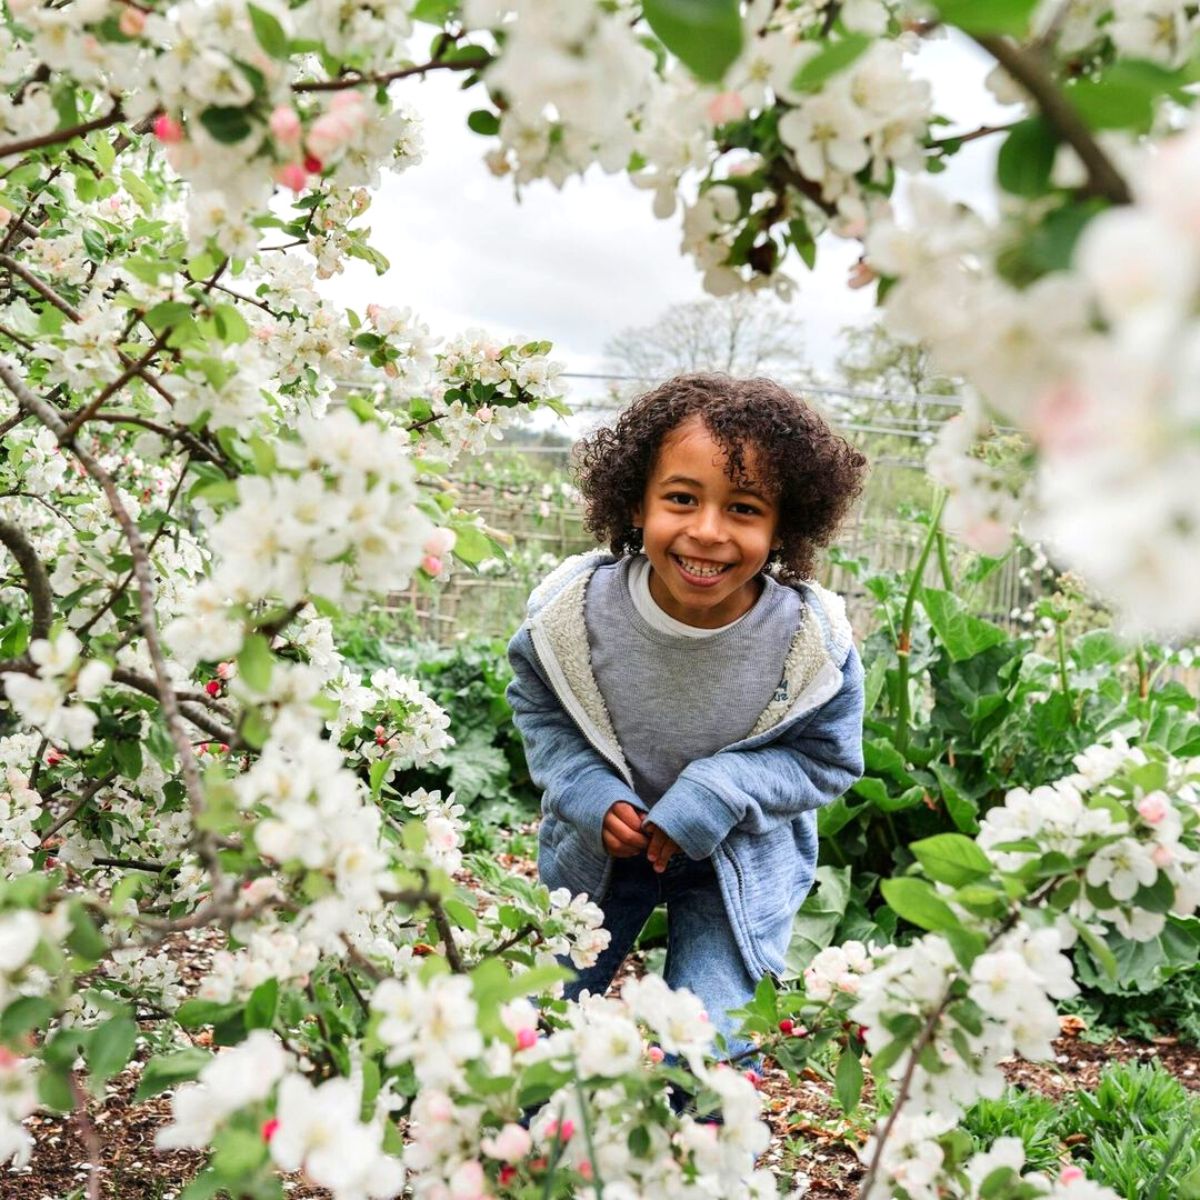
[0,516,53,640]
[40,770,118,843]
[974,35,1131,204]
[0,104,125,159]
[292,55,490,92]
[0,361,225,895]
[68,1073,102,1200]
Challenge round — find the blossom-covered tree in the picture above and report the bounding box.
[1,1,1197,1197]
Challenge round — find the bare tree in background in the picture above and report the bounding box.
[836,322,958,396]
[598,294,812,409]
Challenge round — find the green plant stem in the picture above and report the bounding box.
[1055,622,1076,726]
[572,1066,605,1200]
[935,528,953,591]
[895,492,947,756]
[1134,642,1150,700]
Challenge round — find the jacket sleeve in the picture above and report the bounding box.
[645,646,865,861]
[506,624,645,858]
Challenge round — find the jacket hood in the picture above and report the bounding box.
[525,551,855,754]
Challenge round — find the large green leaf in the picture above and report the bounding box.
[996,117,1058,198]
[642,0,743,83]
[910,833,993,887]
[784,866,851,977]
[880,877,960,933]
[922,587,1009,663]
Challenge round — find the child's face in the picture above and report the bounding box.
[633,415,780,628]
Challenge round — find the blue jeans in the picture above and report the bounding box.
[564,852,759,1061]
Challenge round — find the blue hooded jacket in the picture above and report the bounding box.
[506,551,865,980]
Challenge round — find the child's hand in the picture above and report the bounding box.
[602,801,648,858]
[643,823,681,873]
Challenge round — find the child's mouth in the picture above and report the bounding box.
[671,554,733,585]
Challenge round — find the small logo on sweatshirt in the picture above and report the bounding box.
[773,680,789,703]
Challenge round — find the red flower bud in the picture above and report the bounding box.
[205,679,221,697]
[261,1117,279,1142]
[778,1019,794,1035]
[304,153,323,174]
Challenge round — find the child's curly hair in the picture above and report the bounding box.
[573,373,868,582]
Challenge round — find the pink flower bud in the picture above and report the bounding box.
[118,6,146,36]
[647,1045,665,1063]
[261,1117,280,1142]
[515,1027,537,1050]
[706,91,746,125]
[1137,793,1169,825]
[205,679,221,697]
[422,554,443,576]
[1152,843,1174,868]
[578,1160,593,1181]
[153,114,184,145]
[216,661,235,680]
[559,1119,575,1141]
[744,1069,762,1088]
[274,162,309,193]
[448,1160,486,1200]
[268,105,302,145]
[1059,1166,1085,1184]
[303,153,323,174]
[848,260,877,290]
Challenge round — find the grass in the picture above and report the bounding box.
[961,1061,1200,1199]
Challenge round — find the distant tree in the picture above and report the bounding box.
[835,322,958,396]
[599,294,812,409]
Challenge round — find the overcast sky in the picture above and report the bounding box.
[317,32,1013,407]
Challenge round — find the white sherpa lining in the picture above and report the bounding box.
[527,553,853,749]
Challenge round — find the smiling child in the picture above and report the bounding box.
[506,373,868,1061]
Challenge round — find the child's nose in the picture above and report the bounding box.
[689,505,727,543]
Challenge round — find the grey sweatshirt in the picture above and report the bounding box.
[584,556,802,806]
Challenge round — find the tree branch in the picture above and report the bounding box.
[40,770,119,843]
[0,360,225,893]
[0,104,126,159]
[0,516,53,641]
[974,35,1131,204]
[292,55,490,93]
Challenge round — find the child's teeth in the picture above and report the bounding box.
[677,556,725,576]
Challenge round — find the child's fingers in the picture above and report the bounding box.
[609,801,644,833]
[603,814,648,855]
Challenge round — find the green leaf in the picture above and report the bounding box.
[467,109,500,136]
[145,300,195,332]
[199,106,254,145]
[135,1048,212,1101]
[213,1126,268,1175]
[85,1015,138,1087]
[784,866,851,977]
[1070,915,1118,980]
[245,977,279,1030]
[212,303,250,344]
[176,998,244,1029]
[834,1047,863,1114]
[997,117,1058,198]
[452,524,494,568]
[247,4,288,58]
[38,1065,74,1112]
[642,0,743,84]
[880,878,960,933]
[1,996,53,1040]
[66,902,107,961]
[237,633,273,693]
[910,833,993,888]
[922,587,1009,662]
[934,0,1038,36]
[790,35,871,92]
[1066,61,1173,132]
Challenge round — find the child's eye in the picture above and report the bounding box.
[731,503,762,516]
[664,492,696,505]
